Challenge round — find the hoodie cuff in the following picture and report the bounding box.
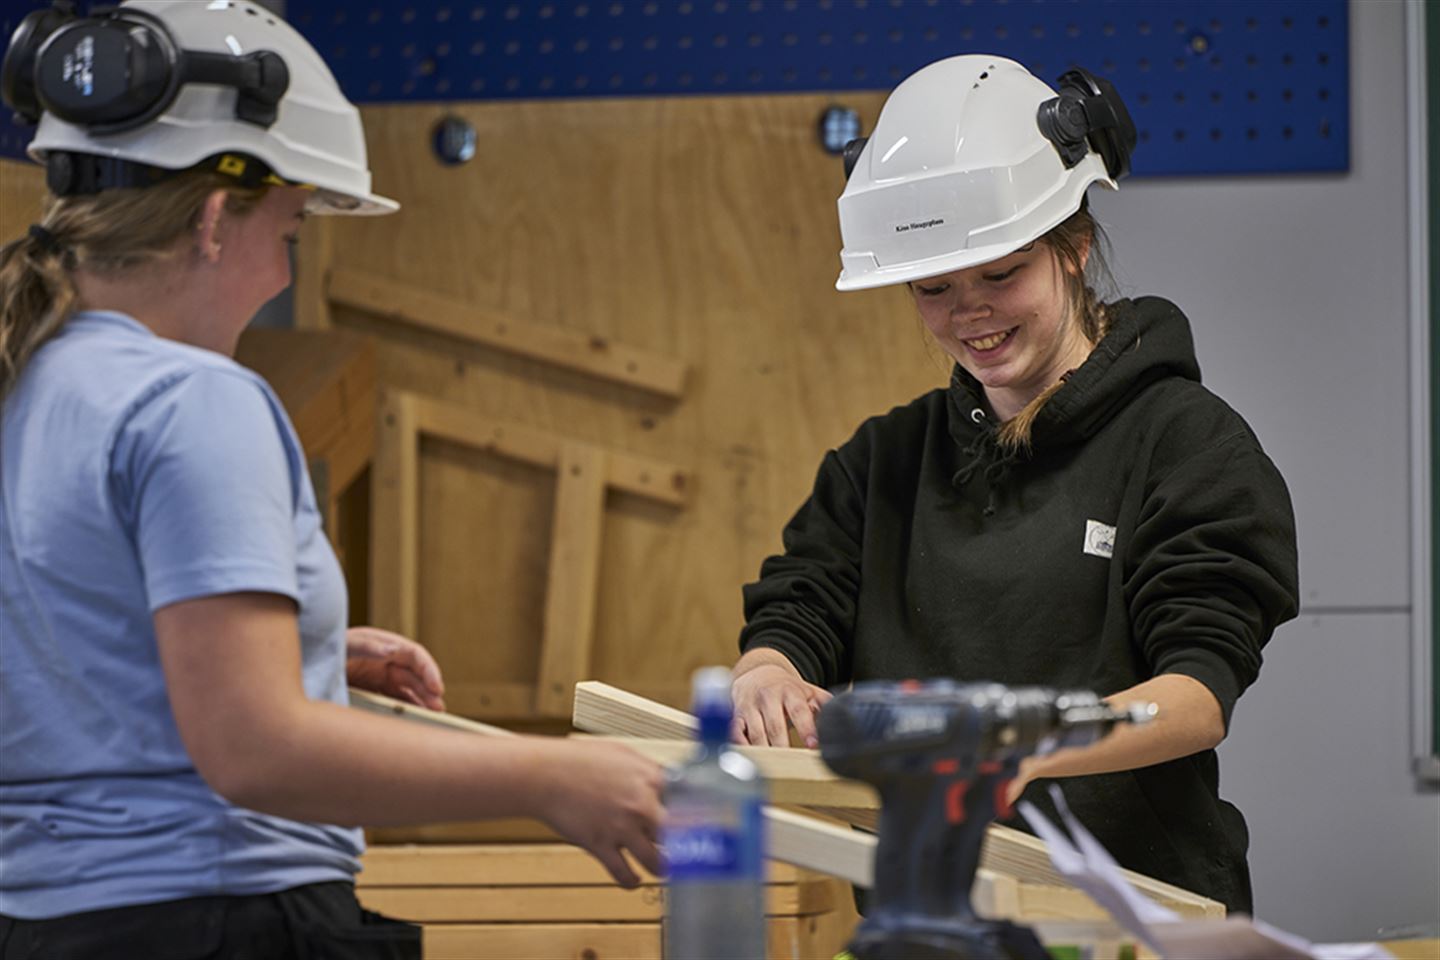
[1156,651,1244,733]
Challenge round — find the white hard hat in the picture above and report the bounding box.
[3,0,396,215]
[835,55,1134,291]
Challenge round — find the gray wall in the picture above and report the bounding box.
[1089,0,1439,942]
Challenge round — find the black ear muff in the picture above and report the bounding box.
[842,136,868,180]
[34,10,181,132]
[1036,67,1137,181]
[1,0,79,124]
[4,2,289,138]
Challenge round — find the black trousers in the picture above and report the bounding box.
[0,882,420,960]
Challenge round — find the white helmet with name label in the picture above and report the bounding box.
[835,55,1134,291]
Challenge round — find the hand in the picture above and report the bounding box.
[731,662,832,749]
[534,740,666,889]
[1005,755,1041,808]
[345,626,446,711]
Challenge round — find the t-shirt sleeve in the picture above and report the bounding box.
[110,368,304,612]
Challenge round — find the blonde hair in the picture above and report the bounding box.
[996,202,1113,453]
[0,171,267,397]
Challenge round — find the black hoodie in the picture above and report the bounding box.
[739,297,1300,912]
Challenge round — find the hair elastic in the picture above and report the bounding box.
[27,224,66,257]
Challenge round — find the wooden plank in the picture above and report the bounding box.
[574,680,697,740]
[367,819,560,846]
[329,267,688,399]
[419,924,661,960]
[349,688,517,738]
[411,394,688,508]
[370,390,420,637]
[763,807,874,889]
[358,843,806,887]
[358,882,825,923]
[536,444,607,716]
[578,736,877,810]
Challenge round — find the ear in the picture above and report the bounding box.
[1077,232,1092,272]
[194,190,228,263]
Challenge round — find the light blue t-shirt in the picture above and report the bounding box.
[0,311,362,919]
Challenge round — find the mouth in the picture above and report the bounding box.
[962,327,1018,354]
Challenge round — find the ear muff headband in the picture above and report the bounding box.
[2,2,289,135]
[1036,67,1137,180]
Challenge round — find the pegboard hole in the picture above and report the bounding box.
[575,38,590,51]
[677,72,692,86]
[994,26,1008,40]
[924,27,938,41]
[1138,20,1151,35]
[1246,128,1258,140]
[1210,128,1222,141]
[677,36,692,49]
[1173,19,1186,33]
[750,32,765,47]
[436,7,451,21]
[1138,58,1150,72]
[1066,23,1079,37]
[854,30,869,44]
[890,28,904,42]
[1318,88,1330,101]
[1173,129,1186,142]
[1319,119,1331,139]
[1282,126,1294,139]
[713,33,728,47]
[748,69,763,83]
[1102,22,1115,36]
[783,32,798,45]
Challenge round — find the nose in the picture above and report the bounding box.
[947,280,990,323]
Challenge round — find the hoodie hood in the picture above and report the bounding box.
[947,296,1203,452]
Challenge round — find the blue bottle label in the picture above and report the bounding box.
[665,798,765,882]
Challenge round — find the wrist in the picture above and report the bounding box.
[734,646,800,681]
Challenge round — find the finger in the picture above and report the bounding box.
[386,642,446,698]
[808,686,835,706]
[737,708,768,746]
[783,689,820,749]
[759,693,789,747]
[625,834,665,880]
[730,715,748,745]
[595,845,641,889]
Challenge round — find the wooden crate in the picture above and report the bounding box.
[356,844,855,960]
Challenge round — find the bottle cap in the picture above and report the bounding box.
[691,666,733,743]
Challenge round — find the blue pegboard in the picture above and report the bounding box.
[3,0,1349,176]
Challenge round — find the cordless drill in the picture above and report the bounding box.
[817,680,1153,960]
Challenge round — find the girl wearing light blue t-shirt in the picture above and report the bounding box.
[0,4,665,958]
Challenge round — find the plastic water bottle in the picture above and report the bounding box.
[663,667,768,960]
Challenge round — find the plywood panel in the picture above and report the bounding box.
[331,94,948,713]
[0,160,45,239]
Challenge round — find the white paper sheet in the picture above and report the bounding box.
[1017,785,1395,960]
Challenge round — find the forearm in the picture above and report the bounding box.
[213,698,566,826]
[1022,673,1226,783]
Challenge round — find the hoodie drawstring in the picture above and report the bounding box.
[953,408,1019,516]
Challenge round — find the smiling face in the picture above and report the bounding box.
[909,241,1094,422]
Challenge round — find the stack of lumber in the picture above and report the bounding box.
[355,844,851,960]
[349,685,1223,959]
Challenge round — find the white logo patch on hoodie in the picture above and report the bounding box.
[1084,520,1116,559]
